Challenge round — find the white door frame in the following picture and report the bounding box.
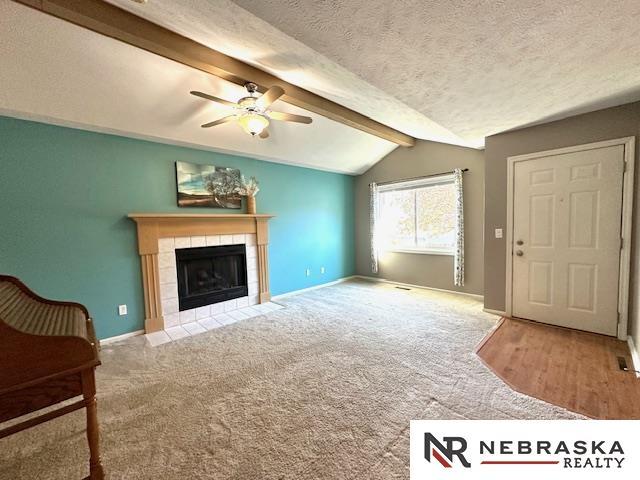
[505,137,636,340]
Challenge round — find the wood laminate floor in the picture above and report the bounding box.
[477,317,640,419]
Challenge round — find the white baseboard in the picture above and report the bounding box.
[103,278,357,343]
[100,329,145,345]
[628,336,640,378]
[272,276,358,301]
[483,308,507,317]
[354,275,484,300]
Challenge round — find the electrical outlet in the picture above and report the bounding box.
[305,268,311,277]
[118,304,128,316]
[320,266,325,274]
[495,228,503,239]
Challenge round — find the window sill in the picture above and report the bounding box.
[386,249,454,256]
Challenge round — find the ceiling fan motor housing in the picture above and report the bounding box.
[244,82,259,94]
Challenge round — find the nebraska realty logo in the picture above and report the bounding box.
[424,433,470,468]
[410,420,640,479]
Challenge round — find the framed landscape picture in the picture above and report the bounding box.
[176,161,241,209]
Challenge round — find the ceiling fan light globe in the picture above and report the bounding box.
[238,113,269,136]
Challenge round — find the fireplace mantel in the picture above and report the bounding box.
[128,213,274,219]
[128,213,274,333]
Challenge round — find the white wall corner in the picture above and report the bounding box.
[627,336,640,378]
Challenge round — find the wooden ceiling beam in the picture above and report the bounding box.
[14,0,416,147]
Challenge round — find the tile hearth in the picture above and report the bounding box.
[145,301,284,347]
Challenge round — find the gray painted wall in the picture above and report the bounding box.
[483,102,640,340]
[355,140,485,296]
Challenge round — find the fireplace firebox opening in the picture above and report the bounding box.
[176,244,248,311]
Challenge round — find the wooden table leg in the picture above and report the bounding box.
[82,369,104,480]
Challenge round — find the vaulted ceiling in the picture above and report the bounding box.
[3,0,640,174]
[0,1,397,175]
[108,0,640,145]
[232,0,640,142]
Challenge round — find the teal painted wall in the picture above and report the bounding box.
[0,116,355,339]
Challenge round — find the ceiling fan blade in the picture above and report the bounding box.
[190,91,236,108]
[268,111,313,124]
[256,86,285,109]
[259,129,270,139]
[201,115,236,128]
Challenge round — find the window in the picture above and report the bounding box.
[377,175,456,255]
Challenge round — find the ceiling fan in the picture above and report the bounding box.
[190,82,312,139]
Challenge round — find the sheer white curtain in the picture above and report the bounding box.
[369,182,379,274]
[370,172,464,283]
[453,169,465,286]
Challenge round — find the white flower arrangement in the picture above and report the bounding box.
[237,175,260,197]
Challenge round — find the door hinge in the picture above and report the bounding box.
[623,161,628,173]
[620,237,624,250]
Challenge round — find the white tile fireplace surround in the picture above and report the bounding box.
[157,234,260,329]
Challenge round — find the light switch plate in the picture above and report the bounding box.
[118,304,128,316]
[320,267,325,274]
[495,228,503,239]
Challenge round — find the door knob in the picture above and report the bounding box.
[515,250,524,256]
[516,240,524,245]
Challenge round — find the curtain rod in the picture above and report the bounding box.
[374,168,469,187]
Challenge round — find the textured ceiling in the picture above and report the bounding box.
[233,0,640,142]
[106,0,470,147]
[0,1,396,175]
[109,0,640,147]
[4,0,640,173]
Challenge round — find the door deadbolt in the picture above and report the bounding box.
[516,240,524,245]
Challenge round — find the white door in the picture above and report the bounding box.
[511,145,624,336]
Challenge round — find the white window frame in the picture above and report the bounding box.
[377,174,456,256]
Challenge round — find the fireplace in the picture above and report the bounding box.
[128,213,273,333]
[176,244,248,311]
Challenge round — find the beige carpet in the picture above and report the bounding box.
[0,279,580,479]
